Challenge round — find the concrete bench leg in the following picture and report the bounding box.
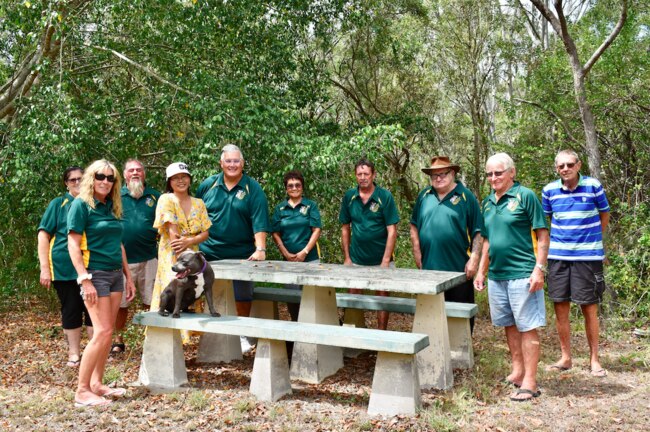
[448,317,474,369]
[413,293,453,390]
[368,351,421,416]
[198,279,242,363]
[250,299,278,320]
[250,338,292,402]
[290,285,343,383]
[138,327,187,390]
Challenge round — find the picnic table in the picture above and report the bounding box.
[200,259,465,390]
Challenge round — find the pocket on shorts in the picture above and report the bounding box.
[593,271,606,301]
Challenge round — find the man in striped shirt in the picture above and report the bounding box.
[542,150,610,378]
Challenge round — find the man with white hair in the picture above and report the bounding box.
[197,144,269,352]
[113,159,160,354]
[475,152,549,402]
[542,149,610,377]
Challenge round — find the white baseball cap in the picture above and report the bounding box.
[166,162,191,180]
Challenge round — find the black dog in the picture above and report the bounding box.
[158,250,220,318]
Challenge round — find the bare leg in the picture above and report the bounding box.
[90,292,123,396]
[64,327,82,362]
[376,290,389,330]
[75,293,121,404]
[581,303,603,373]
[504,325,525,386]
[516,329,540,396]
[551,301,573,369]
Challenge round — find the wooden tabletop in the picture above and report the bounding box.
[210,260,466,295]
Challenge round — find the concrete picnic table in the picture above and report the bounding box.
[198,259,465,390]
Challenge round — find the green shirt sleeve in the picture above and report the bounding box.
[67,198,89,234]
[308,200,322,228]
[338,190,352,224]
[382,190,400,226]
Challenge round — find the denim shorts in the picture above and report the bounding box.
[89,269,124,298]
[488,278,546,332]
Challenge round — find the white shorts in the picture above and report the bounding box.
[120,258,158,308]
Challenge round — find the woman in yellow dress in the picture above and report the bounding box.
[150,162,212,342]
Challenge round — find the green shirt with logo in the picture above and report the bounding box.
[410,182,482,272]
[481,182,547,280]
[67,197,124,271]
[339,184,400,266]
[196,172,270,260]
[121,186,161,264]
[272,197,322,262]
[38,193,78,281]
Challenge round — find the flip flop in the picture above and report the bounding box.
[591,368,608,378]
[74,397,112,408]
[66,359,80,368]
[102,387,126,398]
[510,388,541,402]
[503,379,521,388]
[546,364,571,372]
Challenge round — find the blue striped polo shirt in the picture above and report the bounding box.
[541,175,609,261]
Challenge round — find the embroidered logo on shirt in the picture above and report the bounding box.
[236,190,247,200]
[145,197,155,207]
[300,206,309,215]
[507,198,518,212]
[451,195,460,205]
[369,202,380,213]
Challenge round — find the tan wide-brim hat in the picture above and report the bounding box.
[421,156,460,175]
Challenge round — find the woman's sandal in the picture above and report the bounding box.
[110,343,126,354]
[66,358,81,367]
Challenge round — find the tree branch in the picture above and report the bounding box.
[582,0,628,76]
[513,97,578,143]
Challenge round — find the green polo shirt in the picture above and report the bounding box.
[339,184,400,266]
[121,186,161,263]
[410,182,482,272]
[67,197,124,271]
[38,193,77,281]
[272,197,322,262]
[196,172,270,260]
[481,182,547,280]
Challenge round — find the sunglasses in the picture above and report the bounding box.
[485,170,506,178]
[94,173,116,183]
[66,177,82,184]
[286,183,303,190]
[557,162,577,169]
[431,170,451,180]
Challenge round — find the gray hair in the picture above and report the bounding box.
[486,152,515,171]
[124,158,144,172]
[554,149,580,165]
[220,144,244,161]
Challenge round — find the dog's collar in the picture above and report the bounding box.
[190,255,208,277]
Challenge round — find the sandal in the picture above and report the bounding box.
[66,358,81,368]
[510,388,541,402]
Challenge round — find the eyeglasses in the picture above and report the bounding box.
[94,173,116,183]
[431,170,451,180]
[286,183,302,190]
[223,159,241,165]
[556,162,577,169]
[485,170,506,178]
[66,177,82,184]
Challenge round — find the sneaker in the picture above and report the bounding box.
[240,336,253,353]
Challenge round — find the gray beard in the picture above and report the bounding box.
[127,179,144,199]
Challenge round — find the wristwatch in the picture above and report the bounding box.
[77,273,92,284]
[535,264,548,275]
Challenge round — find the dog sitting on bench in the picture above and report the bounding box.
[158,250,220,318]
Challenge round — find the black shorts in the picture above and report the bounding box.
[53,280,92,329]
[547,260,605,305]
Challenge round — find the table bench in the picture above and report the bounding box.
[133,311,429,416]
[252,287,477,369]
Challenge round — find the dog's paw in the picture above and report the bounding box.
[158,311,169,317]
[172,313,181,318]
[211,312,221,318]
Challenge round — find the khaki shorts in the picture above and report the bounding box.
[120,258,158,308]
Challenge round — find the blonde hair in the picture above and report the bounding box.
[78,159,123,219]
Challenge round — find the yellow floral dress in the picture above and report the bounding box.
[150,193,212,342]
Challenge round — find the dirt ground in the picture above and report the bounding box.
[1,302,648,431]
